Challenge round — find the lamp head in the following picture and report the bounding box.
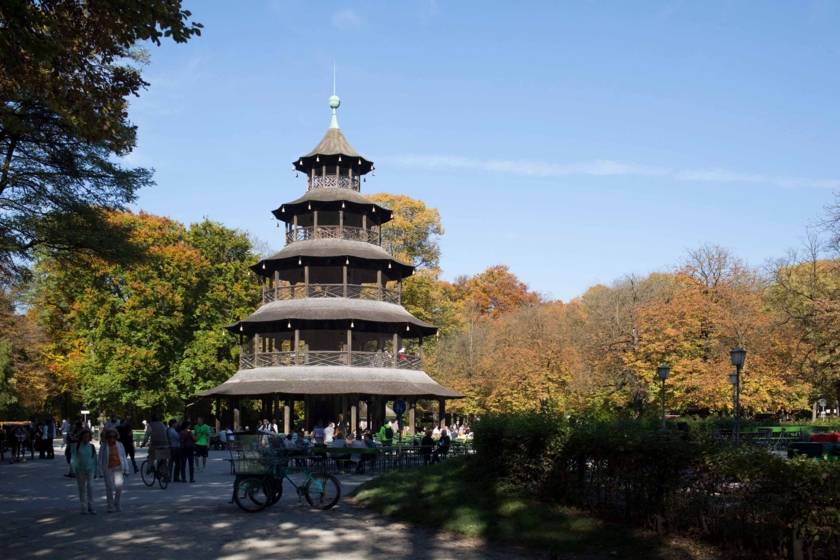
[657,364,670,381]
[730,347,747,368]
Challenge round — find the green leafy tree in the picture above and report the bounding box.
[32,212,258,415]
[0,0,201,279]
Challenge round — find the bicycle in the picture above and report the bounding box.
[140,457,170,489]
[232,443,340,512]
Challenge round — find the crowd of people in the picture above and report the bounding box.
[140,415,211,483]
[1,411,469,513]
[245,417,469,472]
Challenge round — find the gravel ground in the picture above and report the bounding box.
[0,446,536,560]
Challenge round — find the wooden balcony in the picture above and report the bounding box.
[238,349,422,371]
[307,175,360,191]
[285,224,381,245]
[262,283,400,305]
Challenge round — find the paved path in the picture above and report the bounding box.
[0,447,534,560]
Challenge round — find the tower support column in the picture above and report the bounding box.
[408,400,416,436]
[283,399,292,434]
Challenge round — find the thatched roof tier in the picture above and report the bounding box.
[272,189,392,224]
[197,366,462,398]
[293,128,374,175]
[228,298,437,338]
[252,239,413,279]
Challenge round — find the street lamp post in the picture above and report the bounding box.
[729,347,747,444]
[657,364,670,430]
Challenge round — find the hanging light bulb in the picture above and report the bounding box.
[341,201,345,209]
[316,156,320,162]
[372,206,376,213]
[345,257,349,265]
[287,321,291,329]
[405,324,410,331]
[308,203,312,210]
[358,159,361,165]
[338,155,342,162]
[298,257,302,265]
[239,325,244,332]
[261,263,266,270]
[388,262,392,269]
[281,206,285,213]
[350,321,354,329]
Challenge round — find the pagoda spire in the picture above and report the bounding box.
[329,64,340,129]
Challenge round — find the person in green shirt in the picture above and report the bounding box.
[193,417,211,471]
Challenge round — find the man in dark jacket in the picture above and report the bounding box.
[116,417,138,473]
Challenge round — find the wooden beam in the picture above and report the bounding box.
[283,400,291,434]
[347,328,352,365]
[408,400,416,436]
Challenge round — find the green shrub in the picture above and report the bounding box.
[473,413,840,558]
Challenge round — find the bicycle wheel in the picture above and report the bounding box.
[304,473,341,510]
[140,460,155,487]
[157,463,170,489]
[233,476,270,512]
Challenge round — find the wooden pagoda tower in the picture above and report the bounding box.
[200,93,460,434]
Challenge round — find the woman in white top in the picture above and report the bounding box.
[97,429,130,513]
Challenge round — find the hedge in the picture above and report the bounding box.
[473,413,840,559]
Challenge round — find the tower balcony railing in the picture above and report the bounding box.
[238,349,422,371]
[262,283,400,305]
[308,175,360,191]
[286,224,381,245]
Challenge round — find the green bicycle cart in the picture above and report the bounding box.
[232,438,341,512]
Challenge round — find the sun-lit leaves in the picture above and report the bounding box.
[31,211,258,414]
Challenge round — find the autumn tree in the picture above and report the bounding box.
[32,212,258,415]
[368,193,443,270]
[767,238,840,409]
[453,265,541,319]
[0,1,201,279]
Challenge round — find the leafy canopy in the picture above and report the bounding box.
[32,212,258,414]
[0,0,202,279]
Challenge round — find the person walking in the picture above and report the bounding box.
[71,429,97,514]
[37,420,49,459]
[60,418,70,449]
[167,419,182,483]
[64,420,83,476]
[45,417,55,459]
[193,417,210,472]
[116,417,138,473]
[179,421,196,483]
[98,429,129,513]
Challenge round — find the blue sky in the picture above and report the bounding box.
[128,1,840,301]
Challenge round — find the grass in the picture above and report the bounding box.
[353,457,716,559]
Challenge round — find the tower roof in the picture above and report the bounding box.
[293,95,374,175]
[272,188,392,223]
